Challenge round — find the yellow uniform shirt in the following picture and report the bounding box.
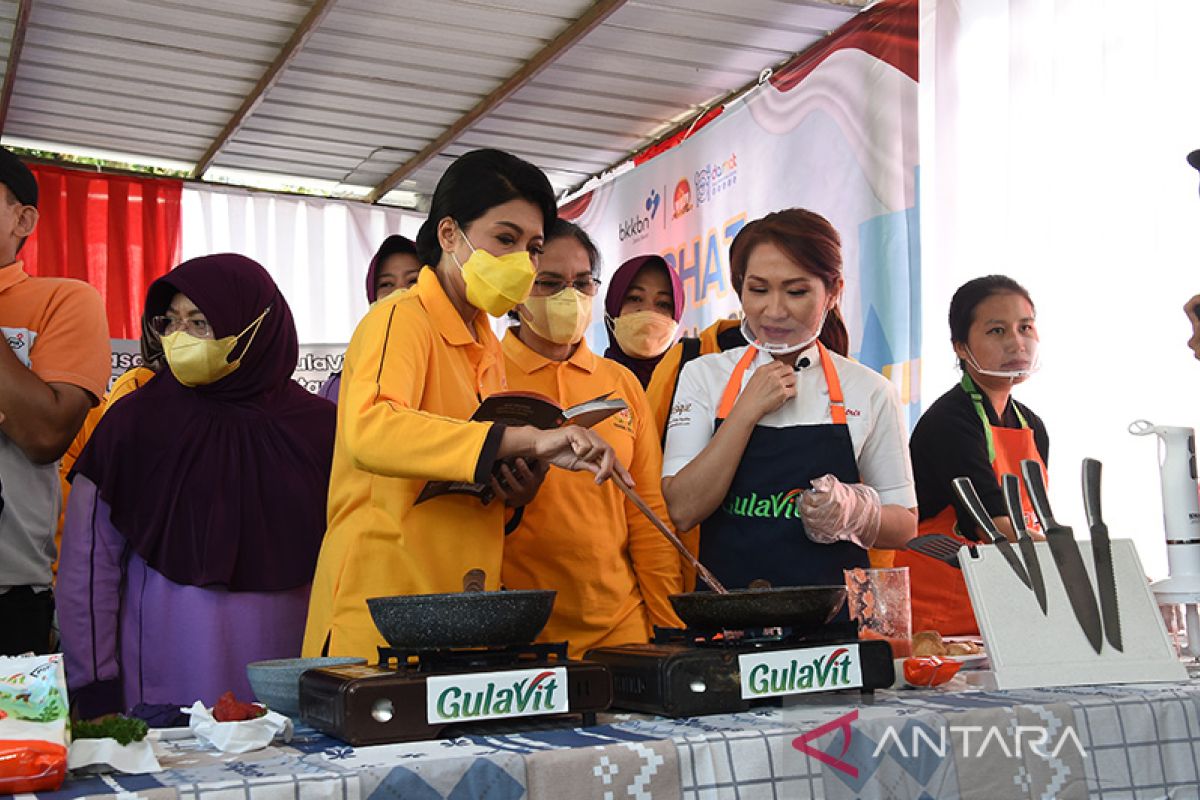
[106,365,156,407]
[645,318,743,440]
[500,331,683,657]
[303,268,508,659]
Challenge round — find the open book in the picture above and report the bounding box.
[414,391,628,505]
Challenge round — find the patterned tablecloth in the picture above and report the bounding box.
[27,678,1200,800]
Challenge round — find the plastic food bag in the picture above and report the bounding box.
[0,654,70,794]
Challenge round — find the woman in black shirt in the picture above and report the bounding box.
[896,275,1046,635]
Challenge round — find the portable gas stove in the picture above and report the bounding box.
[586,623,895,717]
[300,642,612,745]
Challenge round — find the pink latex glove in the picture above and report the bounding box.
[799,474,882,548]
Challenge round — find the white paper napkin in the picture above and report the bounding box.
[183,701,292,753]
[68,737,161,774]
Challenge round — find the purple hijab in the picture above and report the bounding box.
[72,254,336,592]
[603,254,685,386]
[365,234,419,303]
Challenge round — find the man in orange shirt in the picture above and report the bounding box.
[0,146,110,655]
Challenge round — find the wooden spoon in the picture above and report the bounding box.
[611,474,729,594]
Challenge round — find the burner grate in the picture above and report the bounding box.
[377,641,569,672]
[652,621,860,648]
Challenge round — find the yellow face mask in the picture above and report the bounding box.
[451,226,536,317]
[610,310,679,358]
[160,307,270,387]
[520,287,593,345]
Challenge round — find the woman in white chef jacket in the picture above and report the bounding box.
[661,208,918,591]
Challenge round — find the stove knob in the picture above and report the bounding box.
[689,680,707,693]
[371,698,395,723]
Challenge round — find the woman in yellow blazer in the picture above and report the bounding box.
[500,220,683,657]
[304,150,631,658]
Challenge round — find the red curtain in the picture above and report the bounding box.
[21,164,183,339]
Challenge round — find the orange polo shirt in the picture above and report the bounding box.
[303,268,508,659]
[2,260,109,589]
[500,331,683,657]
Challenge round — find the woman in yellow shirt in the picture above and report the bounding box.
[501,220,683,657]
[304,150,631,658]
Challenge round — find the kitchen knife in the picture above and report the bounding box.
[1082,458,1123,651]
[1021,459,1104,654]
[951,477,1032,588]
[1001,473,1048,615]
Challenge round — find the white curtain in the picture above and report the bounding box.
[180,184,425,344]
[921,0,1200,577]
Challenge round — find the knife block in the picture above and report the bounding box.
[961,539,1187,689]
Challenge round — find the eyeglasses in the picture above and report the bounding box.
[150,315,213,338]
[530,276,601,296]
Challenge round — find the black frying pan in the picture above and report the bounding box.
[668,585,847,632]
[367,570,555,649]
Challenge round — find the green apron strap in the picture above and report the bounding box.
[960,373,1028,465]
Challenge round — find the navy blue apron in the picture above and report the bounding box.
[699,342,868,591]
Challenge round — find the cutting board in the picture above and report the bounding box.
[960,538,1186,689]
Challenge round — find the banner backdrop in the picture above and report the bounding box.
[561,0,920,415]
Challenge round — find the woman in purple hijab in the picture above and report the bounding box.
[59,254,336,717]
[318,235,420,403]
[603,254,685,387]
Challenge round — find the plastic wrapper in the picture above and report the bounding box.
[184,701,291,754]
[0,654,70,794]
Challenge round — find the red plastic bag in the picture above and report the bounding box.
[0,741,68,794]
[0,655,70,795]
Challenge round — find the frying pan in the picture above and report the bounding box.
[367,570,555,650]
[611,474,846,631]
[668,585,848,632]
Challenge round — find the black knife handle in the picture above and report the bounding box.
[952,477,1002,544]
[1001,473,1029,537]
[1021,459,1057,531]
[1082,458,1103,529]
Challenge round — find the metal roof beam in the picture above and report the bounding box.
[0,0,32,135]
[191,0,338,179]
[366,0,628,204]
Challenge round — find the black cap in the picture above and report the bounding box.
[1189,150,1200,173]
[0,146,38,207]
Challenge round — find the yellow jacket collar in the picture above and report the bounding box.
[416,267,487,347]
[502,328,597,375]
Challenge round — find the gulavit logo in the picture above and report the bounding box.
[426,667,568,724]
[739,644,863,700]
[723,488,803,519]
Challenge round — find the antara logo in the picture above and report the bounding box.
[723,489,804,519]
[427,667,567,724]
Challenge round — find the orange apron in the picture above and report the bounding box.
[895,375,1045,636]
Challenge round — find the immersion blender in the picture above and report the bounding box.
[1130,420,1200,656]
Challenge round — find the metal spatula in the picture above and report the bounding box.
[905,533,968,567]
